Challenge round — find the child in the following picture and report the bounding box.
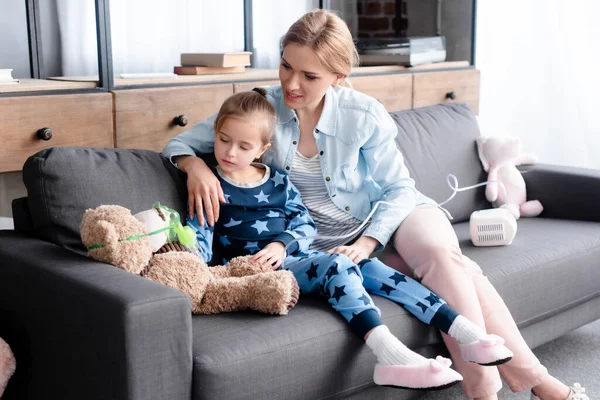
[186,88,513,390]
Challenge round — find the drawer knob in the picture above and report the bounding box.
[37,127,53,141]
[445,91,457,100]
[174,115,188,127]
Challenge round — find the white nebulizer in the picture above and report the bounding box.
[469,208,517,247]
[439,174,517,247]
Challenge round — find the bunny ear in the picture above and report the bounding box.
[476,136,490,172]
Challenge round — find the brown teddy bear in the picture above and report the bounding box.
[80,204,299,315]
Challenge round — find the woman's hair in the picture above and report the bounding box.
[213,88,277,145]
[281,9,359,84]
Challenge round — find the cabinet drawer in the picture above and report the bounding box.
[351,74,412,112]
[0,93,113,173]
[413,69,480,114]
[233,80,280,93]
[114,84,234,152]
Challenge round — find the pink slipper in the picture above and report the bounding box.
[373,356,463,390]
[459,334,513,366]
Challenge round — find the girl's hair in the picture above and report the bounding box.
[281,9,359,85]
[214,88,277,144]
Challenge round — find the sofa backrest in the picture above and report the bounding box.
[389,103,490,223]
[20,147,187,254]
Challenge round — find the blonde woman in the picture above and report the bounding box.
[163,9,587,400]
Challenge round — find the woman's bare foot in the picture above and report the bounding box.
[531,376,572,399]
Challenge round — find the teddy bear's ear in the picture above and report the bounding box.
[476,136,491,172]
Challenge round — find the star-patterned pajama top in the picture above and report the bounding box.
[186,163,317,265]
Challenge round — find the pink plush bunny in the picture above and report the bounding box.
[476,136,543,220]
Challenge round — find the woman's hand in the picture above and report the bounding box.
[177,155,225,226]
[251,242,286,270]
[327,236,380,264]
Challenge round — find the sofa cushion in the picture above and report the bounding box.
[190,296,440,400]
[22,147,187,254]
[458,218,600,327]
[390,103,490,223]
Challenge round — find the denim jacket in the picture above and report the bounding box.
[163,84,435,248]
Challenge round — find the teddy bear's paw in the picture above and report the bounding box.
[287,275,300,311]
[269,270,300,315]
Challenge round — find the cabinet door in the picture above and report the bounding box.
[0,93,113,173]
[351,74,413,112]
[114,84,234,152]
[412,69,480,114]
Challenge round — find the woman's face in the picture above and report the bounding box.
[279,43,340,112]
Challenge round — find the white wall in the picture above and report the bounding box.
[476,0,600,169]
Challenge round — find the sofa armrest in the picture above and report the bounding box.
[523,163,600,222]
[0,231,193,400]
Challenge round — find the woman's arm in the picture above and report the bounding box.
[163,114,218,166]
[162,113,225,225]
[360,103,419,249]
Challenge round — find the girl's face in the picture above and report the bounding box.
[214,116,271,175]
[279,43,342,112]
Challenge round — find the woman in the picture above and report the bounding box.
[163,9,587,400]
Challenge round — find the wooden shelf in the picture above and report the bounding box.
[45,61,472,88]
[0,78,98,93]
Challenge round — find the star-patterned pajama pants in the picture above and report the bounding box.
[284,251,459,338]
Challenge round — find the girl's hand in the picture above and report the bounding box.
[251,242,286,270]
[177,155,225,226]
[327,236,379,264]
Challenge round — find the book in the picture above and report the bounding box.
[0,68,19,84]
[180,52,252,68]
[174,65,246,75]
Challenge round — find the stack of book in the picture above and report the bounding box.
[0,69,19,85]
[174,52,252,75]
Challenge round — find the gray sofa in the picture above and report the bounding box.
[1,103,600,400]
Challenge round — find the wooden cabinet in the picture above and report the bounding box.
[412,69,480,114]
[0,65,480,170]
[0,93,113,173]
[351,74,413,112]
[113,84,233,152]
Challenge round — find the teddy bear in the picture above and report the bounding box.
[80,204,299,315]
[0,337,16,397]
[476,135,543,220]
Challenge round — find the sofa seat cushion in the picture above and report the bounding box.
[189,296,441,400]
[457,218,600,327]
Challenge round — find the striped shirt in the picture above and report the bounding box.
[289,151,364,252]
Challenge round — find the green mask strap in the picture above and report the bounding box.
[87,202,198,251]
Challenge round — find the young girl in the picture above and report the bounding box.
[185,88,514,391]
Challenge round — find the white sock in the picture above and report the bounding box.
[448,315,487,344]
[365,325,428,365]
